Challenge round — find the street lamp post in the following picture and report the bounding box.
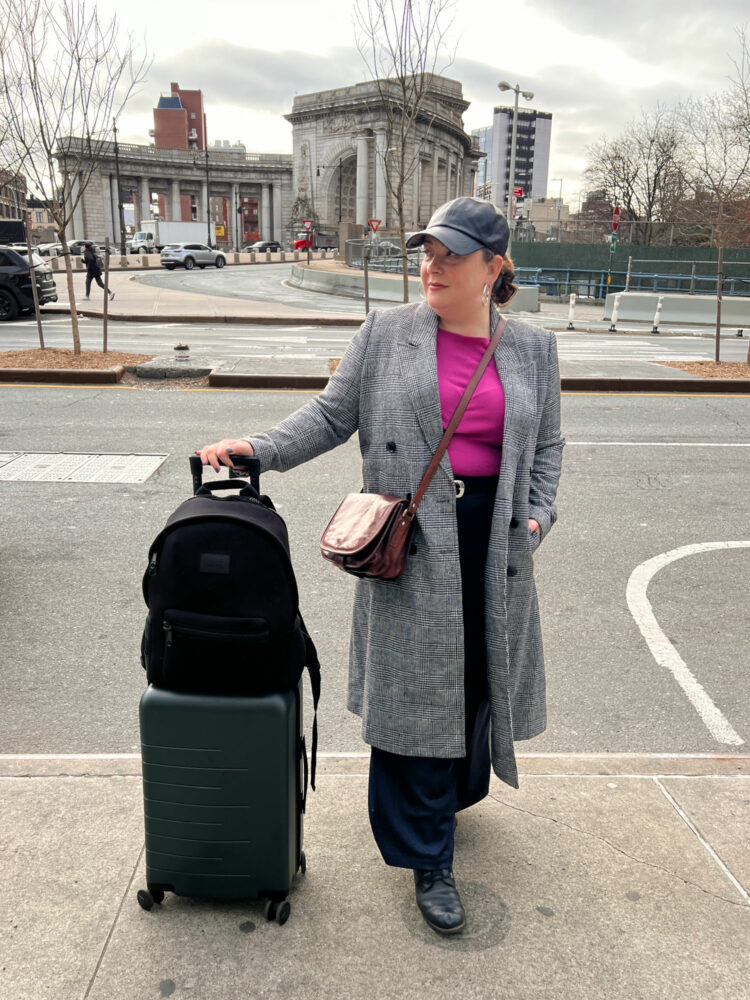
[498,80,534,254]
[551,177,563,241]
[112,118,127,256]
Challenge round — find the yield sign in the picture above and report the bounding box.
[368,218,382,233]
[302,219,314,230]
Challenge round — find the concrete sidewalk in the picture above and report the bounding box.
[2,752,748,999]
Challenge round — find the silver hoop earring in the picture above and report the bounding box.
[481,283,490,307]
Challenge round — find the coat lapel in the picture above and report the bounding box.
[396,303,445,456]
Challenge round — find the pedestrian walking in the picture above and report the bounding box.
[82,242,114,301]
[197,197,565,936]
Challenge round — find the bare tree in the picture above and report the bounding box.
[355,0,455,302]
[675,31,750,360]
[584,105,684,245]
[0,0,149,353]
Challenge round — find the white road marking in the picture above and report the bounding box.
[567,442,750,447]
[626,542,749,746]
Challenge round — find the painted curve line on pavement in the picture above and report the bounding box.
[626,541,749,746]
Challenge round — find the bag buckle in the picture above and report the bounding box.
[454,479,465,499]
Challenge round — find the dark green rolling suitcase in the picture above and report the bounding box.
[136,683,307,924]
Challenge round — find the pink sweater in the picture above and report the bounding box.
[436,328,505,476]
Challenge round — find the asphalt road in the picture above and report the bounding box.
[137,261,380,313]
[1,384,748,758]
[2,314,749,370]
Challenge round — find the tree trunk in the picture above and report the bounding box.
[397,190,409,303]
[59,233,82,355]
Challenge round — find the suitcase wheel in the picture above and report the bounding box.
[137,889,154,911]
[137,887,165,911]
[264,899,291,925]
[299,851,307,875]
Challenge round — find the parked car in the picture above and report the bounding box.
[0,245,58,321]
[371,240,402,255]
[66,239,98,256]
[38,242,64,257]
[160,243,226,271]
[244,240,282,253]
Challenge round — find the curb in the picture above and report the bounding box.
[40,307,363,326]
[1,370,748,393]
[560,376,750,393]
[0,366,125,384]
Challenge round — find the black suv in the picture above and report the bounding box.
[0,246,58,321]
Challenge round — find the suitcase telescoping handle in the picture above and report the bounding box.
[189,454,261,495]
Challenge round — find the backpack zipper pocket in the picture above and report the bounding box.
[161,609,270,690]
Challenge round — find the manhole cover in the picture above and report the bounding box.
[0,453,168,483]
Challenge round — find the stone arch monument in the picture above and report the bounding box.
[285,74,481,238]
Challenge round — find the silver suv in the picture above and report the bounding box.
[160,243,226,271]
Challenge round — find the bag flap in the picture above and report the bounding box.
[320,493,405,555]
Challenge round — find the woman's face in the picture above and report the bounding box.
[420,236,502,318]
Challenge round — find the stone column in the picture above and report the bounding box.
[455,158,462,199]
[374,130,387,226]
[412,154,421,227]
[356,134,369,228]
[431,147,440,216]
[109,175,121,245]
[170,179,181,221]
[272,183,282,242]
[138,177,151,225]
[444,153,452,204]
[231,182,239,248]
[71,174,84,239]
[261,183,270,239]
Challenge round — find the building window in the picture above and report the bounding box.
[35,211,44,223]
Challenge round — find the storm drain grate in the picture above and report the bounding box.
[0,453,168,483]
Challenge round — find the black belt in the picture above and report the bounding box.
[454,474,499,498]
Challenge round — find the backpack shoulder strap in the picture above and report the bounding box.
[297,611,321,790]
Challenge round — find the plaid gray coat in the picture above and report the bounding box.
[247,301,564,788]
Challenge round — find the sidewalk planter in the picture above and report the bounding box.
[173,344,190,361]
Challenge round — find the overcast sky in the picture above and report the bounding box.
[111,0,747,205]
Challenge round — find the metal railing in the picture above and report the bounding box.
[515,266,750,300]
[345,239,423,274]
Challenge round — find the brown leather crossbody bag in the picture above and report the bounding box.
[320,318,505,580]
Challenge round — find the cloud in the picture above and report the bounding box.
[127,41,366,118]
[526,0,746,85]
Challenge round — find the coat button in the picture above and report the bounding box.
[507,565,518,577]
[386,441,397,452]
[509,517,519,529]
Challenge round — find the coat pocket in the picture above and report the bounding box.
[161,608,270,692]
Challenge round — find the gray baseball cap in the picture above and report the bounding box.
[406,197,510,256]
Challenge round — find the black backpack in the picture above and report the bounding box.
[141,456,321,781]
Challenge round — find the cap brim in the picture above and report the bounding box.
[405,226,485,255]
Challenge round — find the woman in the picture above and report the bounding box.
[82,242,114,301]
[197,197,564,936]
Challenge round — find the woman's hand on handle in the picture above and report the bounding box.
[196,438,254,473]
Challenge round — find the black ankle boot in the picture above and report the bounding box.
[413,868,465,935]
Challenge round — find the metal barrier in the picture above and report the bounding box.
[515,266,750,301]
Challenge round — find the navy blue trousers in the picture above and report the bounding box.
[368,479,496,869]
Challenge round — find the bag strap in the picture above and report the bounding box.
[297,611,321,791]
[406,315,506,518]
